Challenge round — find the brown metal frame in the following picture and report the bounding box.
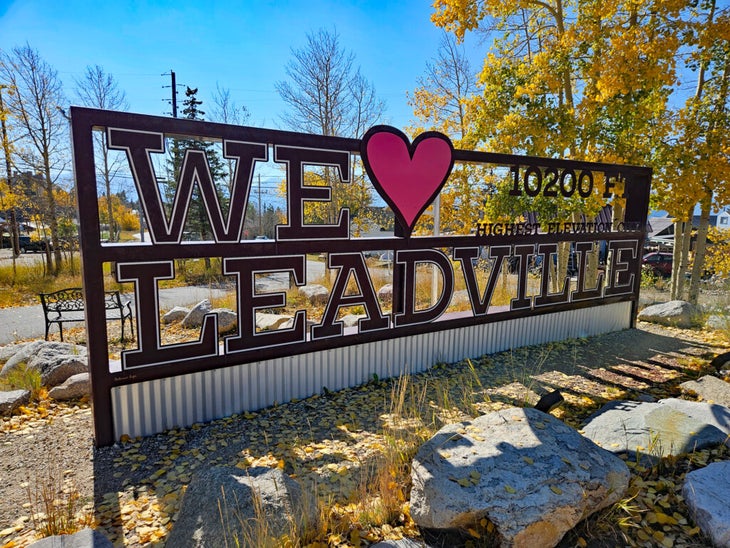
[70,107,651,446]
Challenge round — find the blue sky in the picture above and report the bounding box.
[0,0,483,132]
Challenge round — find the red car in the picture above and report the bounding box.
[642,252,673,277]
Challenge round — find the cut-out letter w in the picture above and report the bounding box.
[108,128,266,243]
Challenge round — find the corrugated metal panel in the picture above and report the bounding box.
[112,302,632,439]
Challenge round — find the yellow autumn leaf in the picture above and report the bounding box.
[522,456,534,465]
[504,485,516,494]
[457,478,472,487]
[655,512,678,525]
[550,485,562,495]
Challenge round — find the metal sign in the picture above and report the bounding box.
[70,108,651,446]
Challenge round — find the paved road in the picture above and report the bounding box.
[0,260,326,345]
[0,286,233,345]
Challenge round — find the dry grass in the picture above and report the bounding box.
[25,462,93,539]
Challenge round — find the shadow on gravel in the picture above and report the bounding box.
[86,326,717,545]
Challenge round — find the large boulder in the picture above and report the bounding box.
[706,314,730,331]
[299,284,329,306]
[48,372,90,401]
[410,407,629,548]
[682,461,730,548]
[27,528,113,547]
[161,306,190,324]
[581,398,730,462]
[377,284,393,305]
[0,389,30,416]
[166,466,317,548]
[637,300,699,328]
[256,313,293,331]
[0,342,31,364]
[680,375,730,407]
[1,341,87,387]
[181,299,213,329]
[211,308,237,334]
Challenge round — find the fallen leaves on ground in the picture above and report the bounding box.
[1,322,728,547]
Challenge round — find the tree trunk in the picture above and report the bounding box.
[670,220,683,299]
[688,199,711,304]
[677,212,693,299]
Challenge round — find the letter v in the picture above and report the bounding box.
[108,128,266,243]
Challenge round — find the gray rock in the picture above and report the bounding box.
[637,300,699,328]
[451,289,470,307]
[280,317,317,330]
[1,341,86,376]
[340,314,366,327]
[161,306,190,324]
[211,308,237,334]
[706,314,730,331]
[410,407,629,547]
[581,398,730,462]
[167,466,317,548]
[48,372,90,401]
[27,528,113,547]
[181,299,212,329]
[256,312,293,331]
[682,461,730,548]
[371,540,426,548]
[1,341,88,387]
[0,342,31,364]
[681,375,730,407]
[378,284,393,305]
[299,284,329,306]
[0,389,30,415]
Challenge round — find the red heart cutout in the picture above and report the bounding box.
[361,126,454,237]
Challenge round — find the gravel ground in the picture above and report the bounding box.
[0,321,725,546]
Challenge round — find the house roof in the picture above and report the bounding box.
[648,216,674,237]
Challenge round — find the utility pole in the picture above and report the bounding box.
[258,174,262,236]
[162,70,180,117]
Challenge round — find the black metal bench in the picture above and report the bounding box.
[39,288,133,342]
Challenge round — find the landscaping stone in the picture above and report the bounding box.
[211,308,237,333]
[581,398,730,462]
[167,466,317,548]
[706,314,730,331]
[682,461,730,548]
[711,351,730,372]
[0,341,88,387]
[340,314,366,327]
[27,528,113,547]
[370,540,427,548]
[0,342,30,364]
[0,389,30,416]
[280,316,317,330]
[377,284,393,304]
[680,375,730,407]
[450,289,470,307]
[48,372,90,401]
[161,306,190,324]
[410,407,629,548]
[637,300,699,328]
[181,299,212,329]
[299,284,329,306]
[256,313,293,331]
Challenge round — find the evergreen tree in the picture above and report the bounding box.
[166,86,227,242]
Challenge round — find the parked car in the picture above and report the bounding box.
[18,236,52,253]
[642,251,673,277]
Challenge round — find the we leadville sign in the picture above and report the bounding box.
[70,108,651,446]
